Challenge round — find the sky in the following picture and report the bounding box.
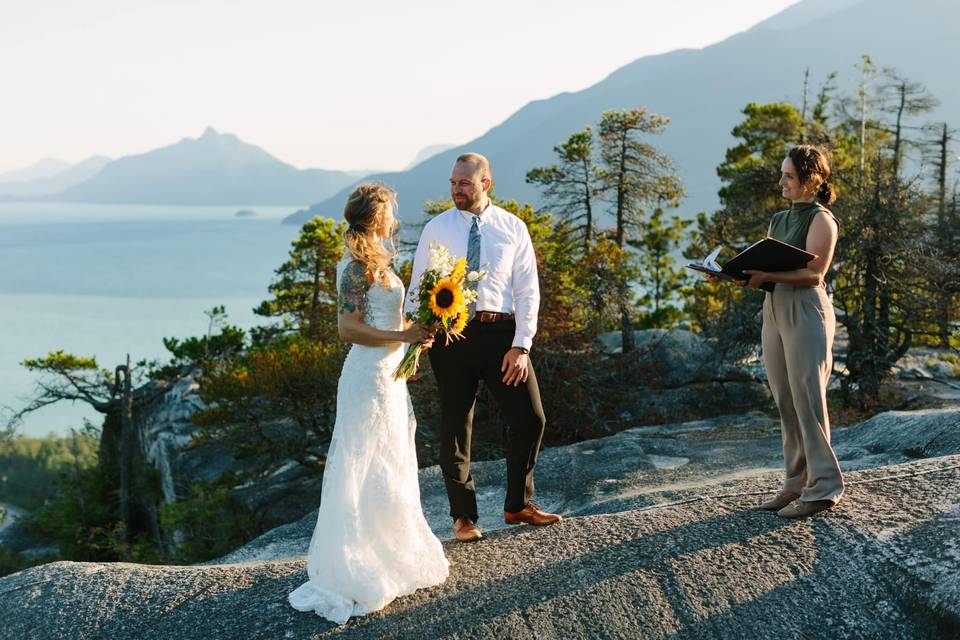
[0,0,799,174]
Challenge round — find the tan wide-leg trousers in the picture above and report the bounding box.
[761,284,844,503]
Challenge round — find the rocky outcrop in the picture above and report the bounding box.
[596,329,772,424]
[136,374,232,505]
[3,407,959,639]
[835,407,960,466]
[894,348,960,383]
[134,373,323,531]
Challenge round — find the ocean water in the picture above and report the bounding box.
[0,202,303,438]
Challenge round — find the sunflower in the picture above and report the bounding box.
[428,278,464,320]
[450,257,468,283]
[452,307,469,333]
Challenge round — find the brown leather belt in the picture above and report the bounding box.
[476,311,515,323]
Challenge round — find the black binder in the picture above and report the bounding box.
[686,237,817,292]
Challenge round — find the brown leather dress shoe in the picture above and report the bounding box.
[758,491,801,511]
[504,502,562,526]
[453,517,482,542]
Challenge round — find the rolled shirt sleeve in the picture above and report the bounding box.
[511,222,539,351]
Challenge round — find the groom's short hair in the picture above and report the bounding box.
[454,152,492,181]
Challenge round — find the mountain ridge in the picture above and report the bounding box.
[0,156,112,198]
[0,158,71,185]
[49,127,366,207]
[285,0,959,227]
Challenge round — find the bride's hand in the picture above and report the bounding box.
[399,324,434,344]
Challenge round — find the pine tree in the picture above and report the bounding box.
[630,208,692,329]
[526,127,600,251]
[254,216,347,342]
[922,122,960,347]
[597,108,684,352]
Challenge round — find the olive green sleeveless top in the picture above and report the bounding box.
[768,201,839,250]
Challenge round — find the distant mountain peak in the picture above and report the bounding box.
[192,127,242,148]
[51,129,363,206]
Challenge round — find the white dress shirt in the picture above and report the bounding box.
[405,202,540,351]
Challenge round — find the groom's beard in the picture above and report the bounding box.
[453,192,481,211]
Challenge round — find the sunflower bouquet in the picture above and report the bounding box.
[393,241,485,380]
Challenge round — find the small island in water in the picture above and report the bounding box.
[234,209,257,218]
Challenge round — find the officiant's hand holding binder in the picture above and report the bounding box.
[686,238,817,292]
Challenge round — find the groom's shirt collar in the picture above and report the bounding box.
[455,201,494,225]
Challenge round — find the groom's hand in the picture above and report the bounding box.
[501,348,529,387]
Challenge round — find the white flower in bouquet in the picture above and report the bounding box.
[427,241,455,276]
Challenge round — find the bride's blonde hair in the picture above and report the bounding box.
[343,182,399,285]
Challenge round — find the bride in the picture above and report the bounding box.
[288,182,449,624]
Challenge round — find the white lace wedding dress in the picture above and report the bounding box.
[288,259,449,624]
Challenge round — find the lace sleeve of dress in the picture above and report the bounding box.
[338,260,370,314]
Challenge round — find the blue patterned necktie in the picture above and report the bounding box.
[466,214,481,319]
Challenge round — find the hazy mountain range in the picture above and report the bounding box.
[0,134,459,207]
[54,127,371,206]
[405,143,456,170]
[285,0,960,226]
[0,156,111,198]
[3,0,955,215]
[0,128,379,207]
[0,158,72,184]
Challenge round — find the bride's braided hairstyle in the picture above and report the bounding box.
[343,182,399,286]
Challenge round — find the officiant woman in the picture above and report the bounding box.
[739,144,845,518]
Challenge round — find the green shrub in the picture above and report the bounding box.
[158,479,258,563]
[0,546,33,578]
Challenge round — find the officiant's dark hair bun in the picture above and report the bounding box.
[344,182,398,284]
[788,145,836,205]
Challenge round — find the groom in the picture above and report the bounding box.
[407,152,561,542]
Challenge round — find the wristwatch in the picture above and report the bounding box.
[514,346,529,354]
